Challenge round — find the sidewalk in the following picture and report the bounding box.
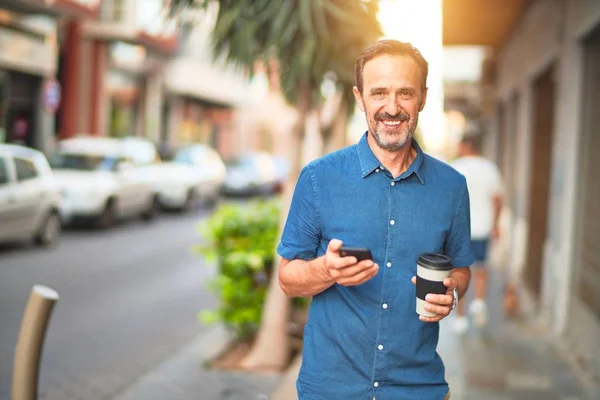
[113,325,281,400]
[114,276,599,399]
[437,271,598,400]
[271,271,599,400]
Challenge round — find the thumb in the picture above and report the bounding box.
[327,239,343,254]
[411,276,416,285]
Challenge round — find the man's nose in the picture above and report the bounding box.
[384,96,400,116]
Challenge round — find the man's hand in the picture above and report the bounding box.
[324,239,379,286]
[411,276,456,322]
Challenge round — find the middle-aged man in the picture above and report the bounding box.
[277,40,474,400]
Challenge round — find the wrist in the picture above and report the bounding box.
[311,256,335,285]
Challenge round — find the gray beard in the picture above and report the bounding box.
[370,117,418,152]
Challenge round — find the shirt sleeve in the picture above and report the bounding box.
[445,177,475,268]
[277,164,321,261]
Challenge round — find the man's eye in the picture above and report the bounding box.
[399,91,413,99]
[372,92,385,99]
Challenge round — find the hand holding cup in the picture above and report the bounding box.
[412,253,455,322]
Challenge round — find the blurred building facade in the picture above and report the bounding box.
[0,0,102,153]
[443,0,600,381]
[160,4,253,161]
[81,0,177,142]
[0,0,258,162]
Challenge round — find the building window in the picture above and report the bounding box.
[102,0,125,22]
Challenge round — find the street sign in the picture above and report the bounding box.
[42,79,61,113]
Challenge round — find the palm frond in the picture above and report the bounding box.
[168,0,383,114]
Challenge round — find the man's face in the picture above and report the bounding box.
[353,54,427,152]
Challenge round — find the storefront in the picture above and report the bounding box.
[0,8,58,151]
[565,22,600,375]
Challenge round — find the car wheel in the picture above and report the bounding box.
[35,212,61,247]
[97,199,117,229]
[206,192,221,209]
[181,189,197,212]
[142,196,160,221]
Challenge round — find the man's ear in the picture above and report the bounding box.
[419,87,428,112]
[353,86,365,112]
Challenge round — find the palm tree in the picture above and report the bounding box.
[170,0,382,370]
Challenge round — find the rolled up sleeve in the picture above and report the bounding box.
[277,164,321,261]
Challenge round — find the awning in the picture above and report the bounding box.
[1,0,101,19]
[84,23,179,55]
[443,0,530,47]
[164,59,251,107]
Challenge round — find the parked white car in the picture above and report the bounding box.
[50,136,158,228]
[223,152,280,196]
[129,140,226,211]
[0,144,62,246]
[165,144,227,210]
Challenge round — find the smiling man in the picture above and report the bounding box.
[278,40,474,400]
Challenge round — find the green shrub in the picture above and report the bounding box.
[195,200,280,340]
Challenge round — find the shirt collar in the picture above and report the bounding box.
[356,132,426,184]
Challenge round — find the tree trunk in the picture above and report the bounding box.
[320,93,348,155]
[239,84,311,371]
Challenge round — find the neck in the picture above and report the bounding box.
[368,135,417,178]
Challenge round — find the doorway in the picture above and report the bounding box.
[574,25,600,320]
[523,64,556,298]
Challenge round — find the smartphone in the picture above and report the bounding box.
[339,246,373,261]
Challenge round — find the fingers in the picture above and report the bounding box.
[335,263,379,286]
[330,254,361,269]
[425,293,453,306]
[423,302,451,317]
[327,239,344,253]
[419,314,444,322]
[420,293,453,321]
[443,277,456,289]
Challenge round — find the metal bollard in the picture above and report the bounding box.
[12,285,60,400]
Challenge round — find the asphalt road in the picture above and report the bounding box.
[0,208,218,399]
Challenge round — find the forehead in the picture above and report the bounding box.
[362,54,422,89]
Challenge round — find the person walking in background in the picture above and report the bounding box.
[450,134,503,334]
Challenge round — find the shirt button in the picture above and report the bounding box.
[375,168,380,172]
[380,166,385,170]
[373,382,379,388]
[390,182,395,186]
[390,220,395,225]
[378,344,384,350]
[382,303,388,309]
[386,262,391,268]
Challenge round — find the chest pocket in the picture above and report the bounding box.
[393,185,454,258]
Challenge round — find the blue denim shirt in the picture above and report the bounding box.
[277,133,474,400]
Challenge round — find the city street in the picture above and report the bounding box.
[0,208,218,400]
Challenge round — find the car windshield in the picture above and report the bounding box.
[173,148,207,165]
[225,157,254,169]
[50,153,118,171]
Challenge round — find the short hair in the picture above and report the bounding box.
[355,40,429,94]
[461,132,482,151]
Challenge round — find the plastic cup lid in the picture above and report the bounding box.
[417,253,452,270]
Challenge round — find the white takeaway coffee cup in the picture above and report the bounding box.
[416,253,453,317]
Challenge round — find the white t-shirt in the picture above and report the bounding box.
[451,156,503,240]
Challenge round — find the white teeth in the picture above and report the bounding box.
[382,120,400,126]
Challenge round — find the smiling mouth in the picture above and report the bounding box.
[379,119,403,128]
